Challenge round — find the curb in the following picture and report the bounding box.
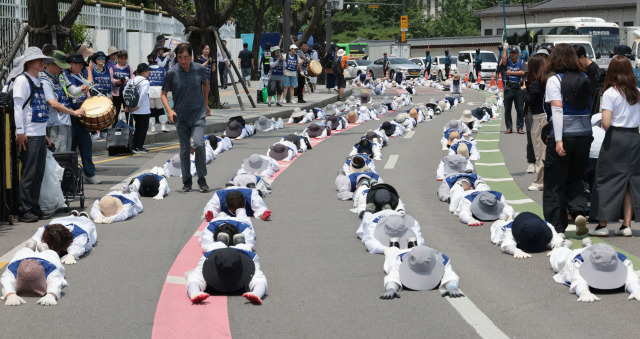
[91,89,353,153]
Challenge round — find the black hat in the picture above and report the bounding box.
[327,115,340,130]
[314,43,320,50]
[154,43,166,54]
[613,45,633,59]
[351,155,366,169]
[509,46,519,54]
[380,121,394,137]
[364,131,377,142]
[91,51,107,63]
[140,174,160,197]
[156,34,167,43]
[67,53,87,66]
[511,212,552,253]
[202,248,255,292]
[356,139,373,157]
[135,63,151,74]
[366,183,400,211]
[207,135,219,150]
[265,43,271,48]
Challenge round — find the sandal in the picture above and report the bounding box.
[517,129,525,134]
[505,129,512,134]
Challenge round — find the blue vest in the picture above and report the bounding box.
[23,74,49,123]
[474,54,482,65]
[206,219,253,235]
[204,247,256,260]
[464,190,503,202]
[64,69,88,109]
[215,188,255,217]
[197,56,212,80]
[450,141,472,155]
[346,154,373,168]
[44,223,87,240]
[136,173,164,183]
[443,128,462,140]
[553,72,592,138]
[507,58,523,83]
[445,173,478,189]
[39,72,71,111]
[98,194,136,206]
[285,53,298,72]
[8,257,58,278]
[112,65,131,81]
[148,66,165,87]
[348,172,380,191]
[271,57,284,76]
[91,67,112,95]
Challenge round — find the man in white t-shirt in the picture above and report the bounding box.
[8,48,55,222]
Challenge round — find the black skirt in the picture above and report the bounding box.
[591,126,640,221]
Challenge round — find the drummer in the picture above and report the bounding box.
[309,43,321,93]
[40,50,86,153]
[65,53,101,185]
[89,51,113,140]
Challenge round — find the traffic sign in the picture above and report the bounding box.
[369,4,379,8]
[400,15,408,30]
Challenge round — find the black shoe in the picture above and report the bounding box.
[182,185,192,192]
[407,236,418,248]
[216,232,230,246]
[19,211,39,223]
[389,237,400,249]
[233,234,246,245]
[276,103,282,107]
[32,209,53,220]
[298,99,307,103]
[198,178,209,192]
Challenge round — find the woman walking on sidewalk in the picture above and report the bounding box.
[523,54,547,191]
[590,55,640,237]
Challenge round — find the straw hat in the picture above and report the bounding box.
[98,195,123,218]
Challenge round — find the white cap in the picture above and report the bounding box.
[290,44,298,50]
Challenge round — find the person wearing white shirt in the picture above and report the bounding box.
[228,173,272,197]
[436,154,475,181]
[549,239,640,302]
[90,189,143,224]
[31,212,97,265]
[437,173,483,203]
[200,208,256,252]
[362,213,424,254]
[335,171,382,201]
[216,39,229,89]
[381,245,463,300]
[590,55,640,238]
[208,134,233,156]
[123,63,151,154]
[342,154,376,175]
[129,167,170,200]
[456,190,513,226]
[448,139,480,161]
[490,212,569,259]
[237,154,280,178]
[202,188,271,222]
[1,241,67,306]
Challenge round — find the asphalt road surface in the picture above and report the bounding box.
[1,85,640,339]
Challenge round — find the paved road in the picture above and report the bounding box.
[1,85,640,338]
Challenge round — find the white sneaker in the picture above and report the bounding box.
[442,145,448,151]
[161,123,169,133]
[149,124,156,134]
[85,176,102,184]
[589,227,609,237]
[615,227,632,237]
[527,163,535,173]
[527,185,542,191]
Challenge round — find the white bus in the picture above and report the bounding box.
[506,17,619,56]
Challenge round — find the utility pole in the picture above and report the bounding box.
[326,0,333,48]
[283,0,291,49]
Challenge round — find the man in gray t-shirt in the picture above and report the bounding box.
[161,43,209,192]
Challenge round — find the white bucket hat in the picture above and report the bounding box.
[8,47,53,82]
[579,243,628,290]
[399,246,445,291]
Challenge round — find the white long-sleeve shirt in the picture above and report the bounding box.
[237,155,280,178]
[130,173,170,199]
[443,120,472,136]
[199,209,256,252]
[389,121,407,137]
[212,136,233,156]
[456,190,513,224]
[448,140,480,161]
[550,247,640,296]
[383,247,458,291]
[186,245,267,294]
[357,209,407,240]
[335,172,383,201]
[436,156,475,179]
[362,214,424,254]
[89,190,143,222]
[449,183,491,214]
[490,219,564,255]
[342,154,377,174]
[266,140,297,162]
[31,216,97,260]
[1,248,67,298]
[201,187,268,220]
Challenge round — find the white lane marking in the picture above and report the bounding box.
[481,124,501,127]
[403,131,415,139]
[478,149,500,153]
[483,178,514,182]
[475,139,499,142]
[193,231,203,237]
[478,131,500,134]
[445,292,510,339]
[0,241,29,263]
[166,276,188,285]
[466,102,475,105]
[475,162,505,166]
[384,155,399,169]
[507,199,535,204]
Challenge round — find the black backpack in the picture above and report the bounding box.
[228,115,246,126]
[558,71,592,112]
[123,78,147,109]
[0,74,35,111]
[332,57,343,75]
[322,53,333,68]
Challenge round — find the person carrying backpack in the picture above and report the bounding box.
[334,49,348,101]
[123,63,151,154]
[6,47,54,222]
[543,43,593,237]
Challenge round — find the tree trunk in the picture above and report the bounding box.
[298,0,325,45]
[27,0,59,48]
[251,15,264,80]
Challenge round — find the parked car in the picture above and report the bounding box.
[457,50,498,82]
[366,57,423,80]
[346,59,373,78]
[432,56,458,81]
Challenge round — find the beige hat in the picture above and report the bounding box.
[456,142,470,158]
[107,46,118,56]
[460,110,475,123]
[409,108,419,121]
[98,195,123,218]
[395,96,403,104]
[391,80,397,87]
[437,100,446,110]
[448,131,460,146]
[346,110,358,123]
[76,44,95,59]
[453,73,460,80]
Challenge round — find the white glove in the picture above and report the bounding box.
[513,249,532,259]
[5,294,26,306]
[61,255,77,265]
[37,293,57,306]
[628,290,640,301]
[93,217,104,224]
[102,216,114,224]
[153,194,164,200]
[577,290,600,303]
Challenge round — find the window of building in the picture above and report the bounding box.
[484,29,493,36]
[624,21,634,27]
[497,28,503,35]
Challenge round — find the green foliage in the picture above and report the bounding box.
[427,0,479,37]
[63,16,93,53]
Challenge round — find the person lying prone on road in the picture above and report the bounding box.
[490,212,570,259]
[31,211,97,265]
[129,166,170,200]
[202,188,271,222]
[90,187,143,224]
[362,213,424,255]
[456,190,513,226]
[200,206,256,252]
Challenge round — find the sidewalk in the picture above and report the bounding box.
[91,85,353,153]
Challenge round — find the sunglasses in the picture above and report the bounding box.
[96,56,106,60]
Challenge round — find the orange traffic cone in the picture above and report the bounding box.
[497,72,503,90]
[477,72,481,84]
[385,70,389,79]
[464,71,468,82]
[490,73,496,87]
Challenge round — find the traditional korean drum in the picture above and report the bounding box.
[307,60,322,77]
[79,96,116,131]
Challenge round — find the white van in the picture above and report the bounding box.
[457,50,498,82]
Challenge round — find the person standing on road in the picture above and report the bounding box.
[324,44,338,93]
[267,46,285,107]
[123,63,151,154]
[336,49,348,101]
[195,44,215,117]
[589,55,640,238]
[543,43,592,237]
[147,54,169,133]
[238,42,254,88]
[574,45,600,116]
[217,39,229,89]
[295,41,309,103]
[519,42,529,63]
[382,52,390,78]
[523,54,548,191]
[473,48,482,80]
[425,50,432,78]
[497,44,507,88]
[500,45,526,134]
[444,49,452,79]
[283,44,302,104]
[161,43,210,192]
[309,43,320,93]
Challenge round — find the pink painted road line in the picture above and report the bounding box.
[151,114,382,338]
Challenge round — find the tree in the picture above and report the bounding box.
[156,0,239,108]
[27,0,85,48]
[428,0,479,37]
[243,0,275,79]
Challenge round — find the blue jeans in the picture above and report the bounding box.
[71,117,96,177]
[177,117,206,185]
